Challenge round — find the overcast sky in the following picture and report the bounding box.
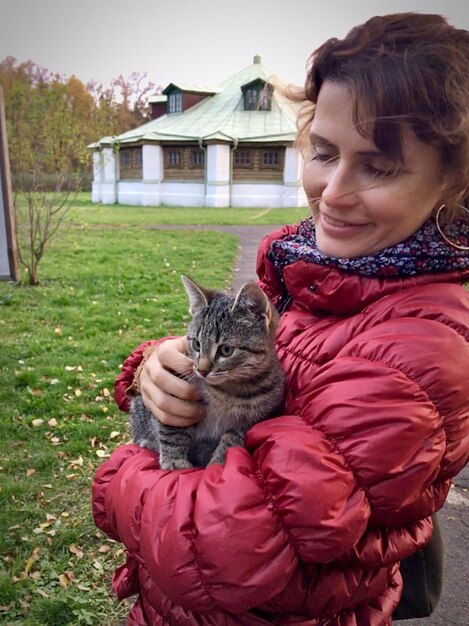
[1,0,469,91]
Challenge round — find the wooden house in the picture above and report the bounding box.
[90,56,306,208]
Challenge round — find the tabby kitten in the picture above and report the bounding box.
[130,275,284,469]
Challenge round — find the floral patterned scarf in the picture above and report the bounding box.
[269,217,469,278]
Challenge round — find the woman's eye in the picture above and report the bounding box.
[364,162,402,179]
[218,345,235,358]
[365,165,389,178]
[311,149,338,164]
[191,338,201,352]
[311,146,339,163]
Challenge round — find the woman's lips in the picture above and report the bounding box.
[321,212,369,234]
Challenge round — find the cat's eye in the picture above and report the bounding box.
[218,344,235,358]
[191,337,201,352]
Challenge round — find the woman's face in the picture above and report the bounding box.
[302,81,445,258]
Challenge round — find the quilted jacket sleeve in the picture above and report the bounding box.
[114,338,175,412]
[93,419,371,612]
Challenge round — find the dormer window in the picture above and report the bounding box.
[242,79,272,111]
[168,91,183,114]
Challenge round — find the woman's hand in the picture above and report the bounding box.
[139,337,206,427]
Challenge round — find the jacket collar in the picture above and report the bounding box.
[257,222,469,316]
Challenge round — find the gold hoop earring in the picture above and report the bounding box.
[435,205,469,251]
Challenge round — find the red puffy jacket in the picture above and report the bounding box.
[93,225,469,625]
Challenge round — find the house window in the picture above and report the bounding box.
[120,151,132,168]
[259,84,273,111]
[168,92,182,114]
[234,150,252,167]
[262,150,280,167]
[163,145,205,181]
[119,147,143,179]
[167,150,182,167]
[232,146,284,182]
[242,82,272,111]
[190,149,205,168]
[244,89,259,111]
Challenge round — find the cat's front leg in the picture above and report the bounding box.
[208,429,245,466]
[158,423,195,470]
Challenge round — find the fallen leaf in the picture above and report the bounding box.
[96,450,109,458]
[24,548,41,573]
[58,573,71,588]
[69,544,84,559]
[26,468,36,477]
[98,544,111,553]
[109,431,120,439]
[31,419,44,427]
[48,418,58,427]
[54,327,62,335]
[75,388,82,397]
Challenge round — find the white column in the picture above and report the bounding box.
[91,151,104,203]
[205,143,231,207]
[101,147,117,204]
[282,147,307,207]
[142,144,163,206]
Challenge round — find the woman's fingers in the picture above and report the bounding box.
[139,337,206,427]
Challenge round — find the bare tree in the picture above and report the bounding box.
[14,173,79,285]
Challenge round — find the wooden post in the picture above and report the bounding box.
[0,85,19,281]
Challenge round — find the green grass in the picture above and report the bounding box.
[64,192,309,226]
[0,222,239,624]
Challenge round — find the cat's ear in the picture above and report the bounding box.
[181,275,213,315]
[232,283,278,332]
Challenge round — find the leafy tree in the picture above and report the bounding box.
[0,56,160,284]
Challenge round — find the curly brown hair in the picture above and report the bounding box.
[295,13,469,221]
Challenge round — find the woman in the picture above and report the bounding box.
[93,13,469,625]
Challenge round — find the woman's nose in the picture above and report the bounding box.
[322,162,359,208]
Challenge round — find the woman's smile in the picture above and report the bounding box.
[320,212,370,237]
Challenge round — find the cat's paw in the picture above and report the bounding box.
[207,450,226,466]
[137,439,157,451]
[160,458,193,470]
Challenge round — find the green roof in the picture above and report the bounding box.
[162,83,218,95]
[94,56,300,147]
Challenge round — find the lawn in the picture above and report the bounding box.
[66,192,308,226]
[0,211,241,624]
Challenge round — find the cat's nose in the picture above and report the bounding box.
[196,357,211,378]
